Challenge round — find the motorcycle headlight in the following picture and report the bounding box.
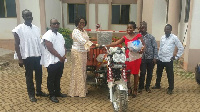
[112,53,126,63]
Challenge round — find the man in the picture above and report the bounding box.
[138,21,158,93]
[12,9,48,102]
[40,19,67,103]
[152,24,184,94]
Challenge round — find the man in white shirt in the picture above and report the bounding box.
[12,9,48,102]
[41,19,67,103]
[152,24,184,94]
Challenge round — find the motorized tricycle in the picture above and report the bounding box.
[96,45,129,112]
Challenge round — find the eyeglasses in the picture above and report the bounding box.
[51,22,60,25]
[79,22,85,24]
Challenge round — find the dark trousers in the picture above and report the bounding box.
[47,62,64,97]
[155,60,174,90]
[23,57,42,97]
[139,59,155,89]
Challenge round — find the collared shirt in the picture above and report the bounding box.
[40,30,65,67]
[142,33,158,59]
[12,23,41,59]
[72,29,89,52]
[158,34,184,62]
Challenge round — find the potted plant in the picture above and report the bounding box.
[58,28,72,51]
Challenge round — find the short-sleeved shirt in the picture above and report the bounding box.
[124,34,142,75]
[12,23,41,59]
[40,30,65,67]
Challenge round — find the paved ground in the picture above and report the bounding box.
[0,52,200,112]
[0,48,13,57]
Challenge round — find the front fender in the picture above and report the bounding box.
[118,84,127,91]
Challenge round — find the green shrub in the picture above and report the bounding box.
[58,28,73,50]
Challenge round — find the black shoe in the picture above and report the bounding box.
[138,88,143,93]
[152,85,161,89]
[49,96,59,103]
[36,91,49,97]
[55,93,67,98]
[145,88,151,93]
[29,96,37,102]
[167,89,173,95]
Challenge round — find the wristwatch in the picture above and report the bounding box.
[175,56,179,60]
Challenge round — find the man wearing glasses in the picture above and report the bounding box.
[40,19,67,103]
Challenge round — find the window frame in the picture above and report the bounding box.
[165,0,169,23]
[0,0,17,18]
[67,3,86,25]
[111,4,130,25]
[184,0,190,23]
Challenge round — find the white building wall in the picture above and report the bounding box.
[142,0,154,35]
[111,25,126,31]
[130,4,137,24]
[152,0,167,41]
[45,0,62,29]
[98,4,109,30]
[189,0,200,49]
[0,18,17,39]
[19,0,41,29]
[89,4,96,30]
[0,0,41,39]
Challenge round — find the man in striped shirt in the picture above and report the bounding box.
[152,24,184,94]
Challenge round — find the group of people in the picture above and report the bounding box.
[13,9,93,103]
[138,21,184,96]
[106,21,184,97]
[13,9,184,103]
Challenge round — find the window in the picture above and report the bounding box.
[68,4,86,23]
[179,0,182,22]
[184,0,190,23]
[165,0,169,23]
[0,0,17,18]
[112,5,130,24]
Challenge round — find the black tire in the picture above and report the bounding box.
[196,79,200,85]
[112,85,128,112]
[195,72,200,85]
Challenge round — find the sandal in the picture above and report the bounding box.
[132,89,137,98]
[128,87,132,96]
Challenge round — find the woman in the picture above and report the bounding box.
[69,17,93,97]
[106,21,145,98]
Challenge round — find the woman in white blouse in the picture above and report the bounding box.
[69,17,93,97]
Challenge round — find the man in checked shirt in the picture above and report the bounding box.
[138,21,158,93]
[152,24,184,94]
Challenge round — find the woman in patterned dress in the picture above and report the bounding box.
[106,21,145,98]
[69,17,93,97]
